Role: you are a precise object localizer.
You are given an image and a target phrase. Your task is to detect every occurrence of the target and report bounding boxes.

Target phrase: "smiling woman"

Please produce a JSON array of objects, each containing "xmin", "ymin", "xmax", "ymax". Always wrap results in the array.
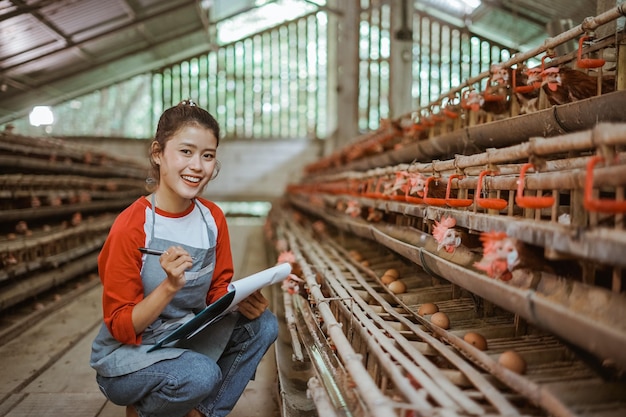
[{"xmin": 90, "ymin": 100, "xmax": 279, "ymax": 417}]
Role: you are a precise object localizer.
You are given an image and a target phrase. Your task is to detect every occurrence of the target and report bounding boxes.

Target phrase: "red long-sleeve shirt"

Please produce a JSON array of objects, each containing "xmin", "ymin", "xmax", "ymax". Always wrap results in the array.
[{"xmin": 98, "ymin": 197, "xmax": 233, "ymax": 345}]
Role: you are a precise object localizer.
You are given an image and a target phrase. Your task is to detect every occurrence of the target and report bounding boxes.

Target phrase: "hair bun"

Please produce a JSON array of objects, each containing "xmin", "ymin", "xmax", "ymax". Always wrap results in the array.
[{"xmin": 179, "ymin": 99, "xmax": 197, "ymax": 107}]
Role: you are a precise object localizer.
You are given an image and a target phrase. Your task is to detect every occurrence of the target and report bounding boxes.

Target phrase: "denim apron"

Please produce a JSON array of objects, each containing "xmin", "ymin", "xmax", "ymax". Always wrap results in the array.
[{"xmin": 91, "ymin": 197, "xmax": 237, "ymax": 377}]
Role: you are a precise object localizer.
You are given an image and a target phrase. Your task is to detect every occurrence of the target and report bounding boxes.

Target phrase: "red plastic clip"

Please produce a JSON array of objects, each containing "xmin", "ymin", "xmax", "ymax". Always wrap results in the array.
[
  {"xmin": 483, "ymin": 76, "xmax": 507, "ymax": 102},
  {"xmin": 515, "ymin": 163, "xmax": 555, "ymax": 209},
  {"xmin": 445, "ymin": 174, "xmax": 473, "ymax": 207},
  {"xmin": 476, "ymin": 170, "xmax": 508, "ymax": 211},
  {"xmin": 584, "ymin": 156, "xmax": 626, "ymax": 213},
  {"xmin": 348, "ymin": 179, "xmax": 360, "ymax": 196},
  {"xmin": 360, "ymin": 178, "xmax": 375, "ymax": 198},
  {"xmin": 512, "ymin": 65, "xmax": 536, "ymax": 94},
  {"xmin": 577, "ymin": 36, "xmax": 605, "ymax": 69}
]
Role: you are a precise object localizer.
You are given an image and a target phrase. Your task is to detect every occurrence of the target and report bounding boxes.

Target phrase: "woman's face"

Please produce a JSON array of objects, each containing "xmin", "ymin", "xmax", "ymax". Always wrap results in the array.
[{"xmin": 154, "ymin": 124, "xmax": 218, "ymax": 210}]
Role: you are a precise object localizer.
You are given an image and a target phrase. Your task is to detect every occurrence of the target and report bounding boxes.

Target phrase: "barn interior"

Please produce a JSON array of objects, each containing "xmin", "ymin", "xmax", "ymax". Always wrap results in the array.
[{"xmin": 1, "ymin": 0, "xmax": 626, "ymax": 416}]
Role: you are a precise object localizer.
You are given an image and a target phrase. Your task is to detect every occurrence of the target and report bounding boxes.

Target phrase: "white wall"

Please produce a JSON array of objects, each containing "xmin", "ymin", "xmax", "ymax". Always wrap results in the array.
[
  {"xmin": 206, "ymin": 139, "xmax": 321, "ymax": 201},
  {"xmin": 64, "ymin": 136, "xmax": 321, "ymax": 201}
]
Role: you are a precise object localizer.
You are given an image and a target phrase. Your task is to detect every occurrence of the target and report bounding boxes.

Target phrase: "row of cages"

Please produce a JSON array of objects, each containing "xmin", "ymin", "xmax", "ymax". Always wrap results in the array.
[
  {"xmin": 307, "ymin": 5, "xmax": 626, "ymax": 173},
  {"xmin": 0, "ymin": 131, "xmax": 147, "ymax": 314},
  {"xmin": 274, "ymin": 7, "xmax": 626, "ymax": 416},
  {"xmin": 288, "ymin": 123, "xmax": 626, "ymax": 293}
]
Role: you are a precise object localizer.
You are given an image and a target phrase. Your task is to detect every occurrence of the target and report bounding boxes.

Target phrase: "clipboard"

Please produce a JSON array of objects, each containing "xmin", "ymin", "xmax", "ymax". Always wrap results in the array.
[{"xmin": 148, "ymin": 262, "xmax": 292, "ymax": 352}]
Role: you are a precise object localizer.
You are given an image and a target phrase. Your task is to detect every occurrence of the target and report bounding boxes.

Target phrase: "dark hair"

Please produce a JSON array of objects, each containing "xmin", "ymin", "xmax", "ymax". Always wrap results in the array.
[{"xmin": 147, "ymin": 100, "xmax": 221, "ymax": 190}]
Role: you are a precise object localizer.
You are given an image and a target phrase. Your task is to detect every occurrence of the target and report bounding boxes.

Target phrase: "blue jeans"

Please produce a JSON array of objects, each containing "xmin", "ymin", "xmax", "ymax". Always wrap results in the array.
[{"xmin": 96, "ymin": 310, "xmax": 278, "ymax": 417}]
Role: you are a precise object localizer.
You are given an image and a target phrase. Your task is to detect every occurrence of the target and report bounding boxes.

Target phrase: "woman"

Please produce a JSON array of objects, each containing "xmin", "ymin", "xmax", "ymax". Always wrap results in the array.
[{"xmin": 90, "ymin": 100, "xmax": 278, "ymax": 417}]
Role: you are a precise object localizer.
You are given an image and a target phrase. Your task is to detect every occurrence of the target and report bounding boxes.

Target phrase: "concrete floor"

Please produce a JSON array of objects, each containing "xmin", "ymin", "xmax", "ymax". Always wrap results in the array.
[
  {"xmin": 0, "ymin": 217, "xmax": 280, "ymax": 417},
  {"xmin": 227, "ymin": 217, "xmax": 280, "ymax": 417}
]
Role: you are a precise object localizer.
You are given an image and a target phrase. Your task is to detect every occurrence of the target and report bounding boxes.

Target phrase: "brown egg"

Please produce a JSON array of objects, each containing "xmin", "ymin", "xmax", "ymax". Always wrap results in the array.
[
  {"xmin": 360, "ymin": 260, "xmax": 370, "ymax": 267},
  {"xmin": 498, "ymin": 350, "xmax": 526, "ymax": 374},
  {"xmin": 417, "ymin": 302, "xmax": 439, "ymax": 316},
  {"xmin": 463, "ymin": 332, "xmax": 488, "ymax": 351},
  {"xmin": 381, "ymin": 273, "xmax": 398, "ymax": 284},
  {"xmin": 388, "ymin": 280, "xmax": 407, "ymax": 294},
  {"xmin": 430, "ymin": 312, "xmax": 450, "ymax": 329},
  {"xmin": 348, "ymin": 250, "xmax": 363, "ymax": 262},
  {"xmin": 383, "ymin": 268, "xmax": 400, "ymax": 279}
]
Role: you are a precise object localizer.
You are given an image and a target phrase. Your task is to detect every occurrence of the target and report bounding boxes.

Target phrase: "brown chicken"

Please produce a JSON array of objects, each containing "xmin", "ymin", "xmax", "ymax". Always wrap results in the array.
[
  {"xmin": 480, "ymin": 65, "xmax": 511, "ymax": 115},
  {"xmin": 540, "ymin": 66, "xmax": 615, "ymax": 106},
  {"xmin": 490, "ymin": 64, "xmax": 540, "ymax": 114}
]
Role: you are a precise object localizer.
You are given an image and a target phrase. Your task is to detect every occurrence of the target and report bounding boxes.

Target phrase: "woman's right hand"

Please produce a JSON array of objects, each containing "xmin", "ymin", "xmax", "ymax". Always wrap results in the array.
[
  {"xmin": 159, "ymin": 246, "xmax": 193, "ymax": 291},
  {"xmin": 131, "ymin": 246, "xmax": 193, "ymax": 335}
]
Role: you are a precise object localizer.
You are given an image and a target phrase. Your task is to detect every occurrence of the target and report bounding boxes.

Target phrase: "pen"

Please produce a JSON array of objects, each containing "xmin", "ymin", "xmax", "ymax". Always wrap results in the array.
[{"xmin": 138, "ymin": 247, "xmax": 195, "ymax": 259}]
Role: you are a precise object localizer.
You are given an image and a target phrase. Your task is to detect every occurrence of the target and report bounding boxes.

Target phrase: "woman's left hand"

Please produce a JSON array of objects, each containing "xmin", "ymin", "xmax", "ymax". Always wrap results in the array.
[{"xmin": 237, "ymin": 290, "xmax": 269, "ymax": 319}]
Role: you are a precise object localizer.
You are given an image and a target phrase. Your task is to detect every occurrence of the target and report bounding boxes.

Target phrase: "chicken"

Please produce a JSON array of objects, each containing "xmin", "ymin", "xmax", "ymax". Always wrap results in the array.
[
  {"xmin": 462, "ymin": 89, "xmax": 484, "ymax": 112},
  {"xmin": 70, "ymin": 212, "xmax": 82, "ymax": 227},
  {"xmin": 281, "ymin": 273, "xmax": 304, "ymax": 295},
  {"xmin": 406, "ymin": 172, "xmax": 426, "ymax": 198},
  {"xmin": 382, "ymin": 171, "xmax": 409, "ymax": 198},
  {"xmin": 312, "ymin": 220, "xmax": 327, "ymax": 236},
  {"xmin": 366, "ymin": 207, "xmax": 384, "ymax": 222},
  {"xmin": 15, "ymin": 221, "xmax": 29, "ymax": 235},
  {"xmin": 480, "ymin": 65, "xmax": 511, "ymax": 115},
  {"xmin": 490, "ymin": 63, "xmax": 539, "ymax": 114},
  {"xmin": 277, "ymin": 251, "xmax": 305, "ymax": 295},
  {"xmin": 473, "ymin": 231, "xmax": 520, "ymax": 281},
  {"xmin": 540, "ymin": 66, "xmax": 615, "ymax": 106},
  {"xmin": 345, "ymin": 199, "xmax": 362, "ymax": 218},
  {"xmin": 277, "ymin": 250, "xmax": 303, "ymax": 277},
  {"xmin": 1, "ymin": 253, "xmax": 18, "ymax": 268},
  {"xmin": 432, "ymin": 216, "xmax": 461, "ymax": 253}
]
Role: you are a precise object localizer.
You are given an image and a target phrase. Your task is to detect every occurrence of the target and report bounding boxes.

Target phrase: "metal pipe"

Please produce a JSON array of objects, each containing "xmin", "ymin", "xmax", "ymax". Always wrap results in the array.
[
  {"xmin": 285, "ymin": 232, "xmax": 397, "ymax": 416},
  {"xmin": 307, "ymin": 377, "xmax": 341, "ymax": 417},
  {"xmin": 292, "ymin": 295, "xmax": 353, "ymax": 417},
  {"xmin": 283, "ymin": 291, "xmax": 304, "ymax": 362},
  {"xmin": 339, "ymin": 91, "xmax": 626, "ymax": 173},
  {"xmin": 302, "ymin": 123, "xmax": 626, "ymax": 185}
]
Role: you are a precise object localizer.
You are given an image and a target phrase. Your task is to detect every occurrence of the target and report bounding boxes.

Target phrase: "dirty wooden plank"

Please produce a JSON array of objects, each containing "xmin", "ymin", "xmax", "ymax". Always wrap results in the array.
[
  {"xmin": 0, "ymin": 284, "xmax": 102, "ymax": 396},
  {"xmin": 22, "ymin": 326, "xmax": 101, "ymax": 394},
  {"xmin": 3, "ymin": 393, "xmax": 106, "ymax": 417}
]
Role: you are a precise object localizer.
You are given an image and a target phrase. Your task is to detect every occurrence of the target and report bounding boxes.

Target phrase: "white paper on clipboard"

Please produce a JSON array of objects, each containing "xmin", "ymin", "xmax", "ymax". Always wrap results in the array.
[{"xmin": 185, "ymin": 262, "xmax": 292, "ymax": 338}]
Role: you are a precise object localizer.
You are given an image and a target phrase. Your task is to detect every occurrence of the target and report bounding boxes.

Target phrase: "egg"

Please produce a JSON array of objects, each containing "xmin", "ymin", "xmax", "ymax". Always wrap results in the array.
[
  {"xmin": 430, "ymin": 312, "xmax": 450, "ymax": 329},
  {"xmin": 348, "ymin": 250, "xmax": 363, "ymax": 262},
  {"xmin": 381, "ymin": 273, "xmax": 398, "ymax": 284},
  {"xmin": 360, "ymin": 260, "xmax": 370, "ymax": 267},
  {"xmin": 417, "ymin": 302, "xmax": 439, "ymax": 316},
  {"xmin": 388, "ymin": 280, "xmax": 407, "ymax": 294},
  {"xmin": 383, "ymin": 268, "xmax": 400, "ymax": 279},
  {"xmin": 498, "ymin": 350, "xmax": 526, "ymax": 374},
  {"xmin": 463, "ymin": 332, "xmax": 488, "ymax": 351}
]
